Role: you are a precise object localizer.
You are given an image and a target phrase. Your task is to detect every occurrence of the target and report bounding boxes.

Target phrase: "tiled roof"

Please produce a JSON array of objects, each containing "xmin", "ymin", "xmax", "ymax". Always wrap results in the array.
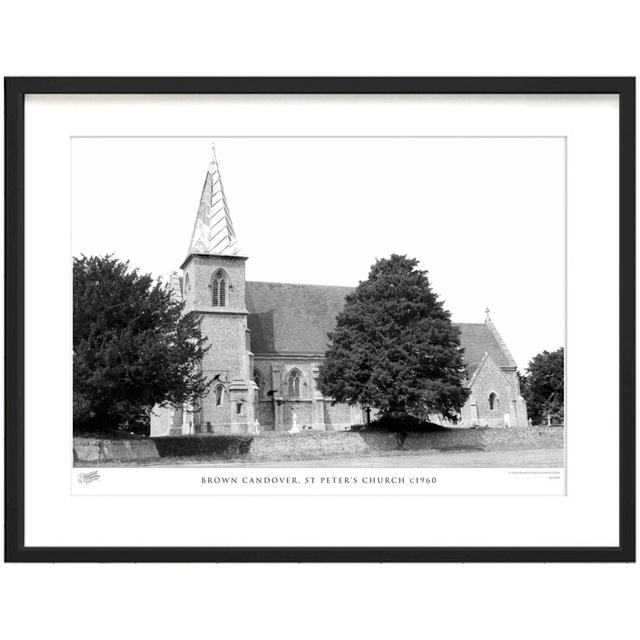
[
  {"xmin": 246, "ymin": 281, "xmax": 515, "ymax": 370},
  {"xmin": 246, "ymin": 281, "xmax": 354, "ymax": 355},
  {"xmin": 457, "ymin": 323, "xmax": 512, "ymax": 374}
]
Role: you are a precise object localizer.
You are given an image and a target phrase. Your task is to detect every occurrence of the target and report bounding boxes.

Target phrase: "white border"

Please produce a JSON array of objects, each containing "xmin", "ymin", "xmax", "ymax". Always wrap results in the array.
[
  {"xmin": 24, "ymin": 94, "xmax": 619, "ymax": 547},
  {"xmin": 73, "ymin": 467, "xmax": 565, "ymax": 497}
]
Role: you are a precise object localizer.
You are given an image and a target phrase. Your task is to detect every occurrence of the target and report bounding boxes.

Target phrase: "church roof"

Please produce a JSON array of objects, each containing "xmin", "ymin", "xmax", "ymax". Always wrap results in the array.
[
  {"xmin": 246, "ymin": 281, "xmax": 354, "ymax": 355},
  {"xmin": 457, "ymin": 323, "xmax": 513, "ymax": 375},
  {"xmin": 187, "ymin": 144, "xmax": 241, "ymax": 257},
  {"xmin": 245, "ymin": 281, "xmax": 516, "ymax": 371}
]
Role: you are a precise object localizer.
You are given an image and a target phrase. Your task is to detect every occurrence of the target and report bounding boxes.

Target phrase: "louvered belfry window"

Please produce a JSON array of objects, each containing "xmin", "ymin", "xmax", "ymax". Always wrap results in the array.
[{"xmin": 212, "ymin": 270, "xmax": 226, "ymax": 307}]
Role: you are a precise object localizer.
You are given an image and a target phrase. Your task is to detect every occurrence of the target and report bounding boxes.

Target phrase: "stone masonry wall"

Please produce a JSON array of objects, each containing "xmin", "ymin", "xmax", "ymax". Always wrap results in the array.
[
  {"xmin": 182, "ymin": 254, "xmax": 255, "ymax": 433},
  {"xmin": 253, "ymin": 357, "xmax": 363, "ymax": 431},
  {"xmin": 73, "ymin": 428, "xmax": 564, "ymax": 465},
  {"xmin": 468, "ymin": 357, "xmax": 523, "ymax": 427}
]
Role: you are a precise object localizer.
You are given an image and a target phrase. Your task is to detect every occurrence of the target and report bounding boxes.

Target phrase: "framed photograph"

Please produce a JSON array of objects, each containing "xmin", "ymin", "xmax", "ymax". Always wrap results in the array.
[{"xmin": 5, "ymin": 77, "xmax": 635, "ymax": 562}]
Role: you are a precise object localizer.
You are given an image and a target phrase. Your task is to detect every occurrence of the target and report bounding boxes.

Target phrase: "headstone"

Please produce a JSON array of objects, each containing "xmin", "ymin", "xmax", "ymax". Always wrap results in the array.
[
  {"xmin": 182, "ymin": 403, "xmax": 195, "ymax": 434},
  {"xmin": 289, "ymin": 412, "xmax": 300, "ymax": 433}
]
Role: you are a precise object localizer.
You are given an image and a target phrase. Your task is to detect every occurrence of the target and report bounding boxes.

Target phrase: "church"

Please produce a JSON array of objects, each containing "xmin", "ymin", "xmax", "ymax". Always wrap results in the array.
[{"xmin": 150, "ymin": 147, "xmax": 528, "ymax": 436}]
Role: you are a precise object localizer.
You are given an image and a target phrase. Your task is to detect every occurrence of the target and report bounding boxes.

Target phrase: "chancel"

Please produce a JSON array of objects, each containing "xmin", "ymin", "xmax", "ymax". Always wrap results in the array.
[{"xmin": 151, "ymin": 146, "xmax": 528, "ymax": 435}]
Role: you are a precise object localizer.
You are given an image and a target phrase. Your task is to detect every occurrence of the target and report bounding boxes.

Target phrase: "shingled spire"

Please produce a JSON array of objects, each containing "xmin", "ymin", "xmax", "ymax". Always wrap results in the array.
[{"xmin": 187, "ymin": 143, "xmax": 241, "ymax": 257}]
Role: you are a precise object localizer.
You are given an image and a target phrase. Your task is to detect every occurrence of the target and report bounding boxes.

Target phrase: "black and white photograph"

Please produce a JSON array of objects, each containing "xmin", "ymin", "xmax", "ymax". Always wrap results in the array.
[
  {"xmin": 71, "ymin": 136, "xmax": 565, "ymax": 474},
  {"xmin": 2, "ymin": 4, "xmax": 639, "ymax": 640},
  {"xmin": 5, "ymin": 77, "xmax": 632, "ymax": 564}
]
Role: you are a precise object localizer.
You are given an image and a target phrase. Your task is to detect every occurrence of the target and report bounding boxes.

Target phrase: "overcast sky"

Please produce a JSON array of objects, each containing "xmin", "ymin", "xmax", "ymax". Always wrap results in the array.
[{"xmin": 72, "ymin": 136, "xmax": 565, "ymax": 370}]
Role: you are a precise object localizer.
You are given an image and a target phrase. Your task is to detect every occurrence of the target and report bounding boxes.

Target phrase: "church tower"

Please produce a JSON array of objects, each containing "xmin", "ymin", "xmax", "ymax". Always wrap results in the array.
[{"xmin": 180, "ymin": 144, "xmax": 256, "ymax": 434}]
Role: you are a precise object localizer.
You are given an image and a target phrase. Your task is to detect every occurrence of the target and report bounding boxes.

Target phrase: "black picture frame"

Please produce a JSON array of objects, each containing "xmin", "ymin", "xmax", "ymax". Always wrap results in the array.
[{"xmin": 4, "ymin": 77, "xmax": 635, "ymax": 563}]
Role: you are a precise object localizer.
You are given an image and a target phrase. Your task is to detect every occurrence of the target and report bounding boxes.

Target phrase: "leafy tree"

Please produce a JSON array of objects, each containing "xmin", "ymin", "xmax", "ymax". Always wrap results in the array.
[
  {"xmin": 318, "ymin": 254, "xmax": 470, "ymax": 424},
  {"xmin": 520, "ymin": 347, "xmax": 564, "ymax": 425},
  {"xmin": 73, "ymin": 255, "xmax": 210, "ymax": 434}
]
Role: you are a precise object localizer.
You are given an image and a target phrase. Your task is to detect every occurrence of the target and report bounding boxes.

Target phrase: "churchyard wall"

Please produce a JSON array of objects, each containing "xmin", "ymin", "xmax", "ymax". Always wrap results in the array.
[{"xmin": 73, "ymin": 427, "xmax": 563, "ymax": 465}]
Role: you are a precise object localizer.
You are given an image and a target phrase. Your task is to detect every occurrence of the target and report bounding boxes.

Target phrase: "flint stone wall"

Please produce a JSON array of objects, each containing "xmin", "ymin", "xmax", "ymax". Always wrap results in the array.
[
  {"xmin": 73, "ymin": 438, "xmax": 160, "ymax": 463},
  {"xmin": 73, "ymin": 428, "xmax": 563, "ymax": 464}
]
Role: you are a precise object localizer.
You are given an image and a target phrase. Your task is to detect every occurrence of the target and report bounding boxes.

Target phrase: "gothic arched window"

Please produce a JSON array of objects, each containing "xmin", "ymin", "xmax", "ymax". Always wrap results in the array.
[
  {"xmin": 253, "ymin": 369, "xmax": 265, "ymax": 399},
  {"xmin": 489, "ymin": 392, "xmax": 499, "ymax": 411},
  {"xmin": 215, "ymin": 384, "xmax": 225, "ymax": 407},
  {"xmin": 212, "ymin": 269, "xmax": 227, "ymax": 307},
  {"xmin": 288, "ymin": 369, "xmax": 302, "ymax": 398}
]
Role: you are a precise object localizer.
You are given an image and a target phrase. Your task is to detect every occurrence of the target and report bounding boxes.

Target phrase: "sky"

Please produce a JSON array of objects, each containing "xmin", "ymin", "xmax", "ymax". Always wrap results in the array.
[{"xmin": 72, "ymin": 136, "xmax": 565, "ymax": 370}]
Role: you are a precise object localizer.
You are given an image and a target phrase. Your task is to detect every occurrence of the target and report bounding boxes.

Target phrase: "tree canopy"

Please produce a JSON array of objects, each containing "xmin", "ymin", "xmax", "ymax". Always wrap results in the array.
[
  {"xmin": 318, "ymin": 254, "xmax": 470, "ymax": 423},
  {"xmin": 520, "ymin": 347, "xmax": 564, "ymax": 425},
  {"xmin": 73, "ymin": 255, "xmax": 210, "ymax": 434}
]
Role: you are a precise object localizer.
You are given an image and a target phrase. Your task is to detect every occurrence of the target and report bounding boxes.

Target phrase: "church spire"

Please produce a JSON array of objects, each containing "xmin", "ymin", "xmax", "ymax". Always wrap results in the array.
[{"xmin": 187, "ymin": 143, "xmax": 241, "ymax": 257}]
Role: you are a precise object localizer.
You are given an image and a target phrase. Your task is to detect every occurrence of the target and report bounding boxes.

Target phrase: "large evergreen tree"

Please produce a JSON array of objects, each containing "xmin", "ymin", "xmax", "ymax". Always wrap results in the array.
[
  {"xmin": 521, "ymin": 347, "xmax": 564, "ymax": 425},
  {"xmin": 319, "ymin": 254, "xmax": 470, "ymax": 423},
  {"xmin": 73, "ymin": 255, "xmax": 210, "ymax": 434}
]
